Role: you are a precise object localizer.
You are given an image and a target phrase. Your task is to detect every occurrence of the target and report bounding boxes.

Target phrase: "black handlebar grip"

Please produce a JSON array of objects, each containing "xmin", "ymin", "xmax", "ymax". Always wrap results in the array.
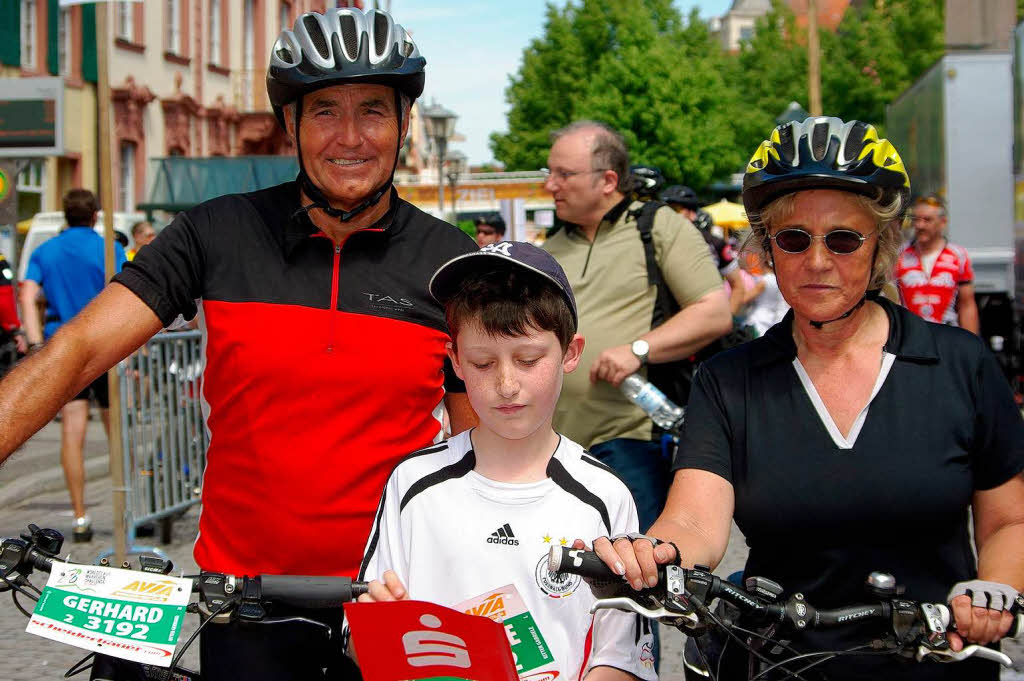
[
  {"xmin": 547, "ymin": 546, "xmax": 620, "ymax": 582},
  {"xmin": 259, "ymin": 575, "xmax": 366, "ymax": 608}
]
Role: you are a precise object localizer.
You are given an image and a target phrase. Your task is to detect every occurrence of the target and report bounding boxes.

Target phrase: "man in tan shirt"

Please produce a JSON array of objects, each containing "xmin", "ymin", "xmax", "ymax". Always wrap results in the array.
[{"xmin": 542, "ymin": 120, "xmax": 731, "ymax": 537}]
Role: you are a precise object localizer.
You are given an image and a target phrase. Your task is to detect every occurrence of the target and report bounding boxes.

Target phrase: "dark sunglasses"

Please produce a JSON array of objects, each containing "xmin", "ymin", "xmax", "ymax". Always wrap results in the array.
[{"xmin": 769, "ymin": 228, "xmax": 875, "ymax": 255}]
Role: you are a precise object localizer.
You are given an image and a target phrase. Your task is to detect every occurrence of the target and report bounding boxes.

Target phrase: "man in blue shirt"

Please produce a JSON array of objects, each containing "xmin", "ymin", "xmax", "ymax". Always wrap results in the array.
[{"xmin": 19, "ymin": 189, "xmax": 126, "ymax": 541}]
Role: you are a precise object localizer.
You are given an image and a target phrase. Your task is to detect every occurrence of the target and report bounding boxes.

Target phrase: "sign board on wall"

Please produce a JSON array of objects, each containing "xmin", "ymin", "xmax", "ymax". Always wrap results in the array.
[
  {"xmin": 396, "ymin": 180, "xmax": 548, "ymax": 206},
  {"xmin": 0, "ymin": 78, "xmax": 64, "ymax": 158}
]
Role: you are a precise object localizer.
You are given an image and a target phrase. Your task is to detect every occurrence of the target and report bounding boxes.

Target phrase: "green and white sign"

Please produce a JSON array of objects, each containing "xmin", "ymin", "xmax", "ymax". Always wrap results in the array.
[
  {"xmin": 27, "ymin": 563, "xmax": 192, "ymax": 666},
  {"xmin": 456, "ymin": 584, "xmax": 554, "ymax": 679}
]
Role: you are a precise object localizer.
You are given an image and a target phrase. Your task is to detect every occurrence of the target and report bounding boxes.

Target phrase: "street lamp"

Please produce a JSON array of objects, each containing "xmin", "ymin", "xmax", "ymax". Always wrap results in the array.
[
  {"xmin": 421, "ymin": 101, "xmax": 458, "ymax": 216},
  {"xmin": 445, "ymin": 151, "xmax": 467, "ymax": 217}
]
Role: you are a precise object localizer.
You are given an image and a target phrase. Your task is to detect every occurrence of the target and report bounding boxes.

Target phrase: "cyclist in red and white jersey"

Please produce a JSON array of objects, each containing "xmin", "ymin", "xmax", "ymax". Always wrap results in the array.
[{"xmin": 895, "ymin": 194, "xmax": 979, "ymax": 332}]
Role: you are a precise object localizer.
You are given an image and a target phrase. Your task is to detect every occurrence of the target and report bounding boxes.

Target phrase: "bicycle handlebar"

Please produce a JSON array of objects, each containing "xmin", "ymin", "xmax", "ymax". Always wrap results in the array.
[
  {"xmin": 548, "ymin": 545, "xmax": 1023, "ymax": 669},
  {"xmin": 1, "ymin": 526, "xmax": 369, "ymax": 616}
]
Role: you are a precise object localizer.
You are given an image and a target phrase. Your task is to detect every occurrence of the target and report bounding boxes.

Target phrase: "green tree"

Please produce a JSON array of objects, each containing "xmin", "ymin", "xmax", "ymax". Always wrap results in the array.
[
  {"xmin": 490, "ymin": 0, "xmax": 744, "ymax": 185},
  {"xmin": 728, "ymin": 2, "xmax": 809, "ymax": 157},
  {"xmin": 494, "ymin": 0, "xmax": 946, "ymax": 187},
  {"xmin": 820, "ymin": 0, "xmax": 944, "ymax": 128}
]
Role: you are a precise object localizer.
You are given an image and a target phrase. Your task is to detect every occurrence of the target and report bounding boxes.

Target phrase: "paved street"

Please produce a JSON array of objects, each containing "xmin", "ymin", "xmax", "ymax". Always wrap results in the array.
[{"xmin": 0, "ymin": 421, "xmax": 1021, "ymax": 679}]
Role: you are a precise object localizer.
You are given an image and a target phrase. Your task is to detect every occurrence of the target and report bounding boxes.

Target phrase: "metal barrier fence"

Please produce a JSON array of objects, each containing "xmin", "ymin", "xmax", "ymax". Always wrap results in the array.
[{"xmin": 116, "ymin": 330, "xmax": 207, "ymax": 552}]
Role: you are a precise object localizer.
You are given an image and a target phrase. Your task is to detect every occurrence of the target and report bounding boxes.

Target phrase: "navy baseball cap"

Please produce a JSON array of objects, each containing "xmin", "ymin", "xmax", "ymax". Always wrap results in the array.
[{"xmin": 429, "ymin": 241, "xmax": 578, "ymax": 331}]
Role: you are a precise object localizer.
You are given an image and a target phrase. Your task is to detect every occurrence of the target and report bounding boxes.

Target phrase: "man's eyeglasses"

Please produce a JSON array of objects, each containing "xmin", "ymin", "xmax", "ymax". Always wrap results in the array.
[
  {"xmin": 769, "ymin": 228, "xmax": 875, "ymax": 255},
  {"xmin": 540, "ymin": 167, "xmax": 609, "ymax": 182}
]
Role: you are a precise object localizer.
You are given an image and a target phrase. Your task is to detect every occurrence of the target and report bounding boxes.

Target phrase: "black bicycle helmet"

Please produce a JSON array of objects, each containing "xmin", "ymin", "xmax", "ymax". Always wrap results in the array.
[
  {"xmin": 742, "ymin": 116, "xmax": 910, "ymax": 217},
  {"xmin": 661, "ymin": 185, "xmax": 700, "ymax": 209},
  {"xmin": 267, "ymin": 8, "xmax": 426, "ymax": 224},
  {"xmin": 267, "ymin": 8, "xmax": 425, "ymax": 127},
  {"xmin": 630, "ymin": 165, "xmax": 666, "ymax": 199},
  {"xmin": 743, "ymin": 117, "xmax": 910, "ymax": 331}
]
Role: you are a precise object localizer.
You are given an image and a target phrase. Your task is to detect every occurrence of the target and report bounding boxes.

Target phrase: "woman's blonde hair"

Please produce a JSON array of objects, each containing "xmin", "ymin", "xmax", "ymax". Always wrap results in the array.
[{"xmin": 743, "ymin": 191, "xmax": 905, "ymax": 290}]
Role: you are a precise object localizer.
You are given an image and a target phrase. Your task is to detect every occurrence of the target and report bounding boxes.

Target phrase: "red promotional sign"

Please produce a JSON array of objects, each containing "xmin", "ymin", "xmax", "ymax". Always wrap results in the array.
[{"xmin": 345, "ymin": 600, "xmax": 519, "ymax": 681}]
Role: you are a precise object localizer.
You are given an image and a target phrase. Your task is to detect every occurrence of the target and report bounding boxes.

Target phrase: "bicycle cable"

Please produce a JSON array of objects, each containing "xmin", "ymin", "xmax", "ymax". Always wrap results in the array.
[
  {"xmin": 63, "ymin": 652, "xmax": 95, "ymax": 678},
  {"xmin": 2, "ymin": 572, "xmax": 41, "ymax": 604},
  {"xmin": 751, "ymin": 644, "xmax": 897, "ymax": 681},
  {"xmin": 167, "ymin": 598, "xmax": 229, "ymax": 675},
  {"xmin": 694, "ymin": 595, "xmax": 815, "ymax": 681}
]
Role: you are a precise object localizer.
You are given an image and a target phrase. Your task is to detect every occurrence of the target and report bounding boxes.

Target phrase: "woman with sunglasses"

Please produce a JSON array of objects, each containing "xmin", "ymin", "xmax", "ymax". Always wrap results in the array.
[{"xmin": 591, "ymin": 117, "xmax": 1024, "ymax": 680}]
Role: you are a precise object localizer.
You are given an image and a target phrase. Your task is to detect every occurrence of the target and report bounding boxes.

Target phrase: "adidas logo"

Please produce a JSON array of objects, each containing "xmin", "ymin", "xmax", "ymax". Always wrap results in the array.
[{"xmin": 486, "ymin": 523, "xmax": 520, "ymax": 546}]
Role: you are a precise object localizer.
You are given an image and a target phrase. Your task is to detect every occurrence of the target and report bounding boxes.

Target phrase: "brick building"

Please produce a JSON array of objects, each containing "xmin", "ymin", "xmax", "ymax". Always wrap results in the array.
[{"xmin": 0, "ymin": 0, "xmax": 366, "ymax": 223}]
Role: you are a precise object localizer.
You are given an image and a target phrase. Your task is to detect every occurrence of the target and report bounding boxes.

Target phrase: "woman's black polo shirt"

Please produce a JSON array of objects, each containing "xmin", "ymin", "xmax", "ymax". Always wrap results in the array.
[{"xmin": 674, "ymin": 297, "xmax": 1024, "ymax": 679}]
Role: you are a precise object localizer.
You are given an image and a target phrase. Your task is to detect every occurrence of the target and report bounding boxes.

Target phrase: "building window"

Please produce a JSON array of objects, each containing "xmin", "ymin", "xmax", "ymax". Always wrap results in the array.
[
  {"xmin": 58, "ymin": 8, "xmax": 71, "ymax": 76},
  {"xmin": 739, "ymin": 26, "xmax": 754, "ymax": 42},
  {"xmin": 209, "ymin": 0, "xmax": 221, "ymax": 64},
  {"xmin": 119, "ymin": 143, "xmax": 136, "ymax": 211},
  {"xmin": 20, "ymin": 0, "xmax": 36, "ymax": 69},
  {"xmin": 17, "ymin": 160, "xmax": 45, "ymax": 219},
  {"xmin": 167, "ymin": 0, "xmax": 181, "ymax": 54},
  {"xmin": 117, "ymin": 2, "xmax": 133, "ymax": 40}
]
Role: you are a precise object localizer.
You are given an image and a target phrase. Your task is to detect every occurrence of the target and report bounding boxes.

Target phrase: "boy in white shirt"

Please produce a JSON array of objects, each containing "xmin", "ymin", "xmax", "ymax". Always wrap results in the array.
[{"xmin": 357, "ymin": 242, "xmax": 657, "ymax": 681}]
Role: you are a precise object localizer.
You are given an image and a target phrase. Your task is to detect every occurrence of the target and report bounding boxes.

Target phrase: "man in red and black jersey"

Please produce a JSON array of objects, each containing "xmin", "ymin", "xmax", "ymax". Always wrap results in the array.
[{"xmin": 0, "ymin": 8, "xmax": 475, "ymax": 679}]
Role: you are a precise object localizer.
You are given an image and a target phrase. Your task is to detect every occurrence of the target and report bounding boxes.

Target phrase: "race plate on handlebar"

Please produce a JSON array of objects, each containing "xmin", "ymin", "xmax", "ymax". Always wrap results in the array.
[{"xmin": 26, "ymin": 562, "xmax": 193, "ymax": 667}]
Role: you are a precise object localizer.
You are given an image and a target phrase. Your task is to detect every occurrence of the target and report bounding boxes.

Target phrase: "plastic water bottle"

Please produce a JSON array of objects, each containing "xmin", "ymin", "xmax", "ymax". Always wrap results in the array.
[{"xmin": 620, "ymin": 373, "xmax": 685, "ymax": 432}]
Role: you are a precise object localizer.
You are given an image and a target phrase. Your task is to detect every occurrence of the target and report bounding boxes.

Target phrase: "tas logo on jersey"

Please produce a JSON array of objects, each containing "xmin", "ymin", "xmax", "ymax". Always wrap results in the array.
[
  {"xmin": 362, "ymin": 292, "xmax": 414, "ymax": 308},
  {"xmin": 487, "ymin": 523, "xmax": 520, "ymax": 546}
]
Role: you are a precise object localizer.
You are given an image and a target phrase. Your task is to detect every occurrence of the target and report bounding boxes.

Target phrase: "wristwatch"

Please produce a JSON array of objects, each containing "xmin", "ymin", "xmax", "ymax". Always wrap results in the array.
[{"xmin": 630, "ymin": 339, "xmax": 650, "ymax": 366}]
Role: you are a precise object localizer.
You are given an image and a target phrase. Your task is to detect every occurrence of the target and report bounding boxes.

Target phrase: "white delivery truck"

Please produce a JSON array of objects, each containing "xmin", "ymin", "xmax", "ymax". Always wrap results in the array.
[{"xmin": 887, "ymin": 47, "xmax": 1022, "ymax": 398}]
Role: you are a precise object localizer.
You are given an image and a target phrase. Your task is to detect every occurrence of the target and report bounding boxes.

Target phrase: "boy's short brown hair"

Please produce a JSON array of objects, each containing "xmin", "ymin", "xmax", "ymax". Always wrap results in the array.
[{"xmin": 444, "ymin": 269, "xmax": 575, "ymax": 352}]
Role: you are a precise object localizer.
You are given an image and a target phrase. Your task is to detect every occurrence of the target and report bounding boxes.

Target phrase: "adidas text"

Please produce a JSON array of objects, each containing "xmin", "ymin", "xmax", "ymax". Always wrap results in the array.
[
  {"xmin": 487, "ymin": 523, "xmax": 519, "ymax": 546},
  {"xmin": 486, "ymin": 536, "xmax": 520, "ymax": 546}
]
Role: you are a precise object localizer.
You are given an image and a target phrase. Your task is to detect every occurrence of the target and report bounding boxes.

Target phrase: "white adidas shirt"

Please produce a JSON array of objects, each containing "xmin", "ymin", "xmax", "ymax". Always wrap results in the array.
[{"xmin": 359, "ymin": 430, "xmax": 657, "ymax": 681}]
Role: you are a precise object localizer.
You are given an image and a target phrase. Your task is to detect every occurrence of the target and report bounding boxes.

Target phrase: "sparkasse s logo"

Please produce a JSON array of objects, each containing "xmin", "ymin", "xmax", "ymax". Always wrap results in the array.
[{"xmin": 486, "ymin": 523, "xmax": 519, "ymax": 546}]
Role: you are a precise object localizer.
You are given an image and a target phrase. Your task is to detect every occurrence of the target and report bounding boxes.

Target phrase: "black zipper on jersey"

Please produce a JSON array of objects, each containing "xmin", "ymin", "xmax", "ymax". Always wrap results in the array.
[{"xmin": 327, "ymin": 244, "xmax": 341, "ymax": 353}]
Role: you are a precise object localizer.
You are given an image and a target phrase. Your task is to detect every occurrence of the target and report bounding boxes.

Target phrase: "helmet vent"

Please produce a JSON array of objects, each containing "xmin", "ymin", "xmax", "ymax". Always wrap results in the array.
[
  {"xmin": 844, "ymin": 122, "xmax": 868, "ymax": 162},
  {"xmin": 777, "ymin": 125, "xmax": 795, "ymax": 163},
  {"xmin": 303, "ymin": 16, "xmax": 330, "ymax": 60},
  {"xmin": 275, "ymin": 43, "xmax": 294, "ymax": 63},
  {"xmin": 340, "ymin": 14, "xmax": 359, "ymax": 61},
  {"xmin": 400, "ymin": 31, "xmax": 414, "ymax": 57},
  {"xmin": 811, "ymin": 123, "xmax": 829, "ymax": 161},
  {"xmin": 373, "ymin": 12, "xmax": 390, "ymax": 56}
]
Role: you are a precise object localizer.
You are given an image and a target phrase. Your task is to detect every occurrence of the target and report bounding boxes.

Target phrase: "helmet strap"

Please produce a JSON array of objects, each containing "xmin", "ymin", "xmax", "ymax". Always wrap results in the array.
[
  {"xmin": 808, "ymin": 245, "xmax": 879, "ymax": 330},
  {"xmin": 292, "ymin": 90, "xmax": 404, "ymax": 225}
]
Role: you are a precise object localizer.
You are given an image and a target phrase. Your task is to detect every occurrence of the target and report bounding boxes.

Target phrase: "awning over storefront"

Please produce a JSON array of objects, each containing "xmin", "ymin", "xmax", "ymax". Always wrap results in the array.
[{"xmin": 139, "ymin": 156, "xmax": 298, "ymax": 216}]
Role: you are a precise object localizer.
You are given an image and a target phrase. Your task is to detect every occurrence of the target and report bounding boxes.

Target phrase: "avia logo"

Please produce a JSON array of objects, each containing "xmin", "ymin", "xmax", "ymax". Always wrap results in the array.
[
  {"xmin": 112, "ymin": 579, "xmax": 177, "ymax": 603},
  {"xmin": 362, "ymin": 292, "xmax": 414, "ymax": 307},
  {"xmin": 465, "ymin": 592, "xmax": 507, "ymax": 622},
  {"xmin": 480, "ymin": 242, "xmax": 513, "ymax": 256},
  {"xmin": 487, "ymin": 523, "xmax": 519, "ymax": 546}
]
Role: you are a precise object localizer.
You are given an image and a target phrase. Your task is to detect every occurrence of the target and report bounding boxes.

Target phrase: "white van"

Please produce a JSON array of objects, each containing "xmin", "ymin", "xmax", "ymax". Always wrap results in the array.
[{"xmin": 17, "ymin": 211, "xmax": 147, "ymax": 281}]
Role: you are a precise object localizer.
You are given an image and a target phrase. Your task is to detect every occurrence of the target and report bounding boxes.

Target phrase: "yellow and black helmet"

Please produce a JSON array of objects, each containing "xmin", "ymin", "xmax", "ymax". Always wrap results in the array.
[{"xmin": 742, "ymin": 117, "xmax": 910, "ymax": 217}]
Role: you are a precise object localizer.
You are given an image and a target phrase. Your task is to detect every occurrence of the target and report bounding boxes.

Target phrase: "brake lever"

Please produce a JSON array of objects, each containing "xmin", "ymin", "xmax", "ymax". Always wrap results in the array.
[
  {"xmin": 916, "ymin": 644, "xmax": 1013, "ymax": 667},
  {"xmin": 590, "ymin": 597, "xmax": 700, "ymax": 628}
]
